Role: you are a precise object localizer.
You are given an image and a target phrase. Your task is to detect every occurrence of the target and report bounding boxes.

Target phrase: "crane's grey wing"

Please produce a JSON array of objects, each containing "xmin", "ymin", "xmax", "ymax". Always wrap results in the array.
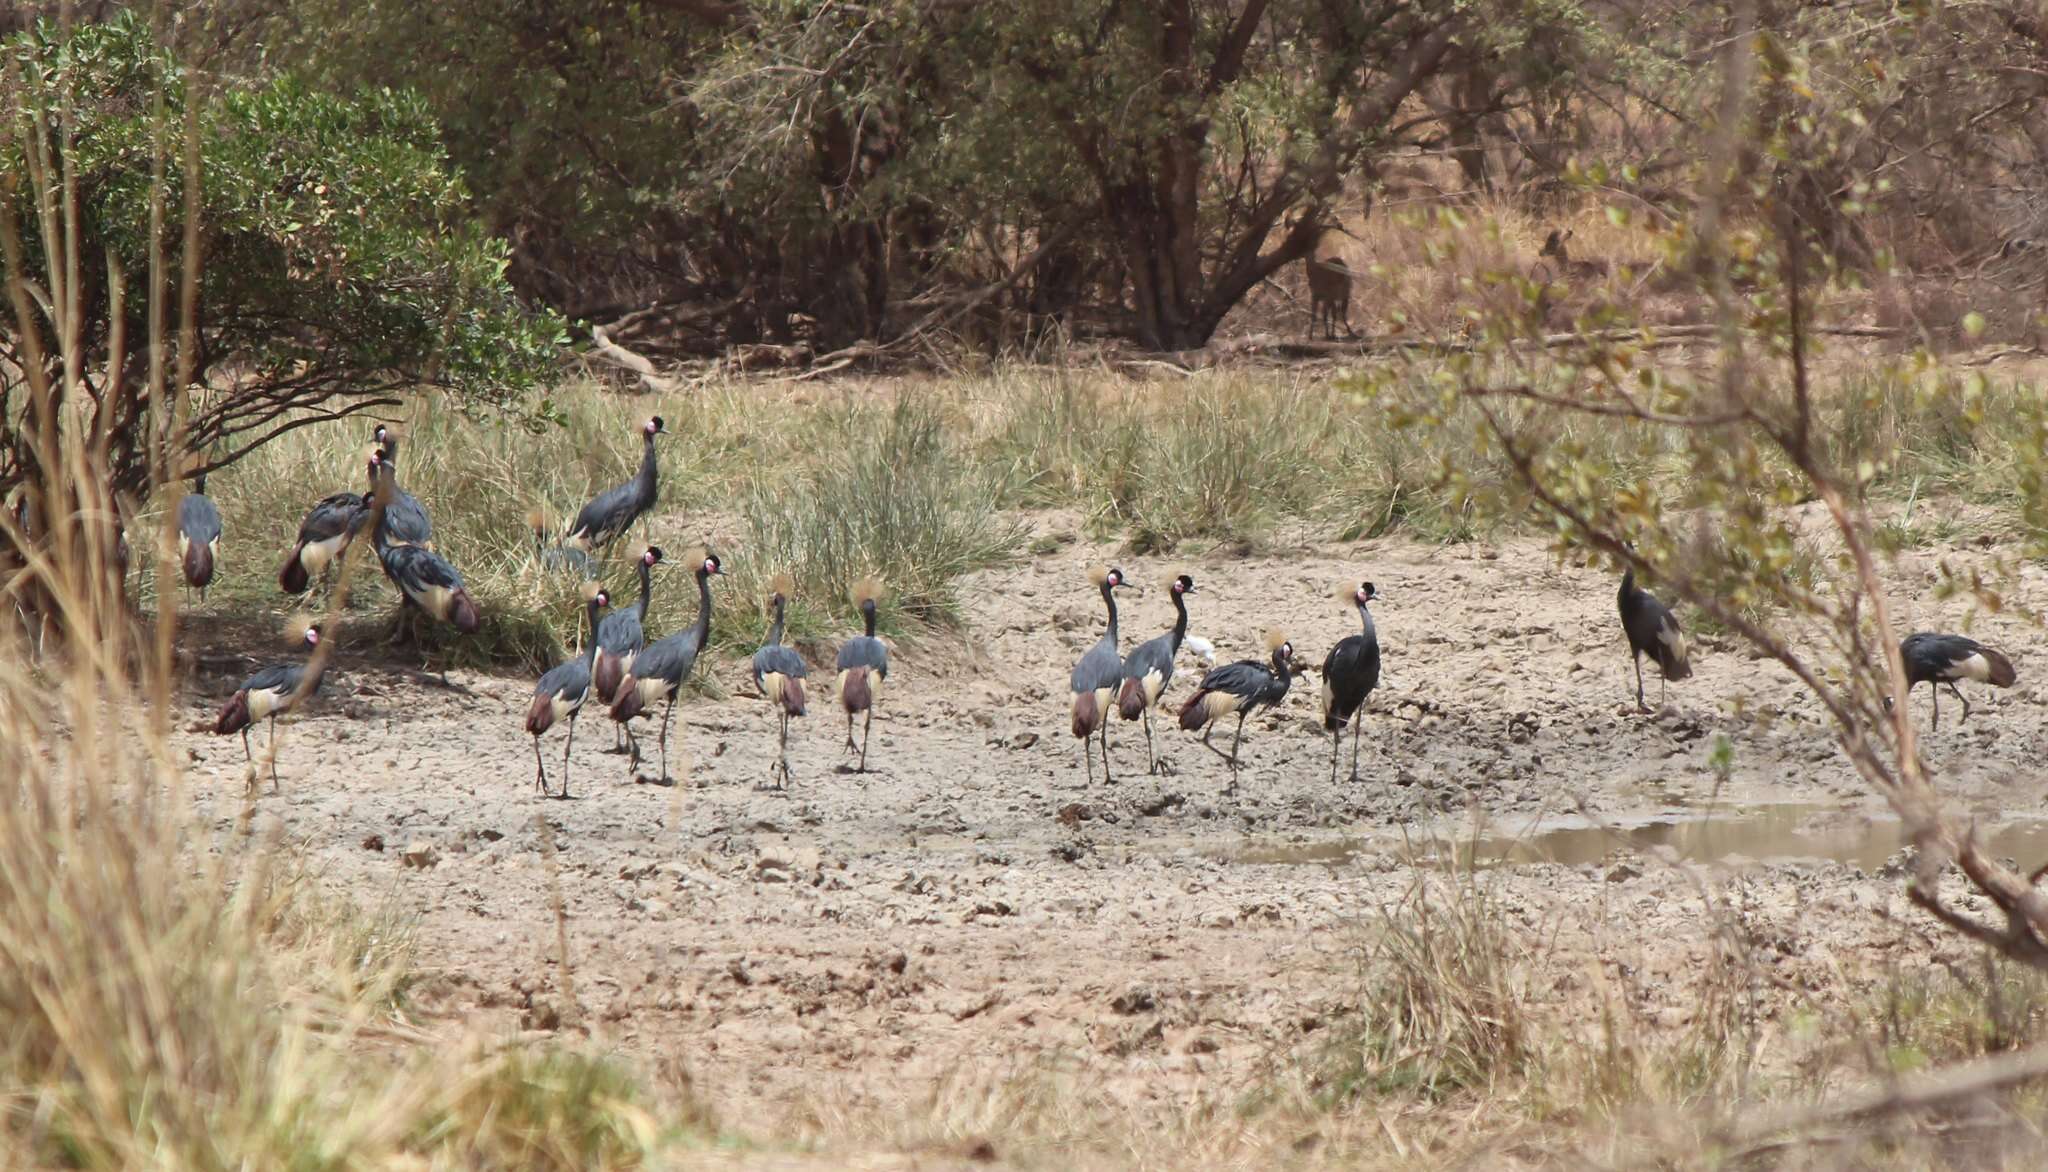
[
  {"xmin": 836, "ymin": 635, "xmax": 888, "ymax": 676},
  {"xmin": 237, "ymin": 662, "xmax": 298, "ymax": 694},
  {"xmin": 1195, "ymin": 660, "xmax": 1267, "ymax": 697},
  {"xmin": 535, "ymin": 657, "xmax": 592, "ymax": 701},
  {"xmin": 1120, "ymin": 632, "xmax": 1173, "ymax": 680},
  {"xmin": 754, "ymin": 644, "xmax": 807, "ymax": 682},
  {"xmin": 382, "ymin": 544, "xmax": 465, "ymax": 590},
  {"xmin": 596, "ymin": 609, "xmax": 644, "ymax": 654},
  {"xmin": 179, "ymin": 494, "xmax": 222, "ymax": 542}
]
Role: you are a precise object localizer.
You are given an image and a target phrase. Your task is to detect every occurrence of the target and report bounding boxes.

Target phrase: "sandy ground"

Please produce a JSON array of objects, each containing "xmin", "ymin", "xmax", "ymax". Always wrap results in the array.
[{"xmin": 169, "ymin": 519, "xmax": 2048, "ymax": 1141}]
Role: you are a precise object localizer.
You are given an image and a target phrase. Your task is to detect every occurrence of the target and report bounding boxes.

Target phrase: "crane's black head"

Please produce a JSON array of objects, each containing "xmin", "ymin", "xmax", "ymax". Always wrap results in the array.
[
  {"xmin": 595, "ymin": 589, "xmax": 611, "ymax": 609},
  {"xmin": 645, "ymin": 416, "xmax": 667, "ymax": 438},
  {"xmin": 1172, "ymin": 574, "xmax": 1196, "ymax": 596},
  {"xmin": 700, "ymin": 552, "xmax": 723, "ymax": 577},
  {"xmin": 1357, "ymin": 581, "xmax": 1377, "ymax": 604},
  {"xmin": 1540, "ymin": 228, "xmax": 1571, "ymax": 257},
  {"xmin": 303, "ymin": 624, "xmax": 321, "ymax": 648},
  {"xmin": 372, "ymin": 423, "xmax": 388, "ymax": 443},
  {"xmin": 1107, "ymin": 567, "xmax": 1129, "ymax": 589},
  {"xmin": 643, "ymin": 545, "xmax": 664, "ymax": 567}
]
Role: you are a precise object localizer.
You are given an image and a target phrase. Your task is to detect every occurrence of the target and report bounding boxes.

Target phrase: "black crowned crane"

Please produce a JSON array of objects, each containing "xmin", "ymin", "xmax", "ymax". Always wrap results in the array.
[
  {"xmin": 1116, "ymin": 573, "xmax": 1196, "ymax": 775},
  {"xmin": 278, "ymin": 449, "xmax": 377, "ymax": 598},
  {"xmin": 369, "ymin": 424, "xmax": 433, "ymax": 549},
  {"xmin": 610, "ymin": 548, "xmax": 722, "ymax": 781},
  {"xmin": 1897, "ymin": 633, "xmax": 2017, "ymax": 729},
  {"xmin": 215, "ymin": 615, "xmax": 328, "ymax": 790},
  {"xmin": 753, "ymin": 573, "xmax": 809, "ymax": 788},
  {"xmin": 1178, "ymin": 630, "xmax": 1307, "ymax": 780},
  {"xmin": 566, "ymin": 416, "xmax": 666, "ymax": 551},
  {"xmin": 1619, "ymin": 566, "xmax": 1691, "ymax": 712},
  {"xmin": 1069, "ymin": 566, "xmax": 1131, "ymax": 782},
  {"xmin": 525, "ymin": 582, "xmax": 610, "ymax": 798},
  {"xmin": 1320, "ymin": 581, "xmax": 1382, "ymax": 784},
  {"xmin": 373, "ymin": 458, "xmax": 479, "ymax": 633},
  {"xmin": 835, "ymin": 578, "xmax": 890, "ymax": 774},
  {"xmin": 177, "ymin": 473, "xmax": 222, "ymax": 600},
  {"xmin": 593, "ymin": 545, "xmax": 664, "ymax": 750}
]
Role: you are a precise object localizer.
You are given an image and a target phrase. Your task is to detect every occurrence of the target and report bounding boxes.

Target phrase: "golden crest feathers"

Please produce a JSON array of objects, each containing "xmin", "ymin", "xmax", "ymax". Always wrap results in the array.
[
  {"xmin": 286, "ymin": 613, "xmax": 319, "ymax": 643},
  {"xmin": 580, "ymin": 580, "xmax": 605, "ymax": 602},
  {"xmin": 1263, "ymin": 628, "xmax": 1290, "ymax": 652},
  {"xmin": 1087, "ymin": 565, "xmax": 1110, "ymax": 587},
  {"xmin": 768, "ymin": 572, "xmax": 796, "ymax": 599},
  {"xmin": 851, "ymin": 576, "xmax": 885, "ymax": 607}
]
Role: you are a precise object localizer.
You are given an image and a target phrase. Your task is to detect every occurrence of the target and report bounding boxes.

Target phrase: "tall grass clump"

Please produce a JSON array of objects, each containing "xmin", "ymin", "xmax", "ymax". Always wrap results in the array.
[
  {"xmin": 1314, "ymin": 864, "xmax": 1533, "ymax": 1103},
  {"xmin": 738, "ymin": 396, "xmax": 1023, "ymax": 636}
]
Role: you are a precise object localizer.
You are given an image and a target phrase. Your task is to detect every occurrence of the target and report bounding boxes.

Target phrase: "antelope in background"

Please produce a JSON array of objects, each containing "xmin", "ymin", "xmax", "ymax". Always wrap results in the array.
[{"xmin": 1306, "ymin": 254, "xmax": 1355, "ymax": 340}]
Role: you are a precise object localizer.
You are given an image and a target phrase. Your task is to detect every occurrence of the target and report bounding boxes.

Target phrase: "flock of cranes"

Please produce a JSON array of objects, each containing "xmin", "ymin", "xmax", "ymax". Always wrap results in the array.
[{"xmin": 183, "ymin": 413, "xmax": 2023, "ymax": 794}]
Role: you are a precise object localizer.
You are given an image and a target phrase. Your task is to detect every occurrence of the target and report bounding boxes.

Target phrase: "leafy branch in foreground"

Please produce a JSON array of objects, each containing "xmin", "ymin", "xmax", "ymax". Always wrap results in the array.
[{"xmin": 1357, "ymin": 21, "xmax": 2048, "ymax": 975}]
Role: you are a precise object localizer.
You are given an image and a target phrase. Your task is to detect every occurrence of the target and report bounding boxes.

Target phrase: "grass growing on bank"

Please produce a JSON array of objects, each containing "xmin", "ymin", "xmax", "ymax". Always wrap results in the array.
[{"xmin": 148, "ymin": 359, "xmax": 2048, "ymax": 673}]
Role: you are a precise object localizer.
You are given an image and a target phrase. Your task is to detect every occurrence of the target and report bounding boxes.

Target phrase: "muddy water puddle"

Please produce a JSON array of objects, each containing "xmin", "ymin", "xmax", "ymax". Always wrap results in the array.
[{"xmin": 1230, "ymin": 803, "xmax": 2048, "ymax": 872}]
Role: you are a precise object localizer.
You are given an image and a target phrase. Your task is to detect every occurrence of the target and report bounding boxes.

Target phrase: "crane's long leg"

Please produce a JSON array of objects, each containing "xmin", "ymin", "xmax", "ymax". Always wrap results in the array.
[
  {"xmin": 563, "ymin": 714, "xmax": 576, "ymax": 799},
  {"xmin": 1200, "ymin": 726, "xmax": 1233, "ymax": 763},
  {"xmin": 1229, "ymin": 712, "xmax": 1246, "ymax": 769},
  {"xmin": 1084, "ymin": 729, "xmax": 1095, "ymax": 783},
  {"xmin": 658, "ymin": 696, "xmax": 675, "ymax": 781},
  {"xmin": 1099, "ymin": 722, "xmax": 1111, "ymax": 783},
  {"xmin": 777, "ymin": 708, "xmax": 791, "ymax": 788},
  {"xmin": 1950, "ymin": 681, "xmax": 1972, "ymax": 724},
  {"xmin": 845, "ymin": 711, "xmax": 859, "ymax": 754},
  {"xmin": 1328, "ymin": 722, "xmax": 1340, "ymax": 785},
  {"xmin": 1932, "ymin": 684, "xmax": 1941, "ymax": 731},
  {"xmin": 1633, "ymin": 653, "xmax": 1647, "ymax": 713},
  {"xmin": 267, "ymin": 716, "xmax": 280, "ymax": 792},
  {"xmin": 1142, "ymin": 709, "xmax": 1158, "ymax": 775},
  {"xmin": 1349, "ymin": 705, "xmax": 1364, "ymax": 783},
  {"xmin": 859, "ymin": 709, "xmax": 874, "ymax": 773},
  {"xmin": 532, "ymin": 735, "xmax": 547, "ymax": 795},
  {"xmin": 241, "ymin": 727, "xmax": 252, "ymax": 764}
]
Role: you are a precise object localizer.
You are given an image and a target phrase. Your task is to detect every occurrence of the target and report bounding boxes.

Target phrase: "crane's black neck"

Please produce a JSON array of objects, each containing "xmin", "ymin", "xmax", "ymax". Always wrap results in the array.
[
  {"xmin": 1620, "ymin": 566, "xmax": 1636, "ymax": 604},
  {"xmin": 691, "ymin": 567, "xmax": 714, "ymax": 642},
  {"xmin": 1100, "ymin": 581, "xmax": 1119, "ymax": 643},
  {"xmin": 1357, "ymin": 598, "xmax": 1376, "ymax": 641},
  {"xmin": 638, "ymin": 431, "xmax": 659, "ymax": 494},
  {"xmin": 768, "ymin": 595, "xmax": 787, "ymax": 646},
  {"xmin": 861, "ymin": 598, "xmax": 878, "ymax": 638},
  {"xmin": 1167, "ymin": 587, "xmax": 1188, "ymax": 655},
  {"xmin": 635, "ymin": 557, "xmax": 654, "ymax": 621},
  {"xmin": 193, "ymin": 473, "xmax": 207, "ymax": 496},
  {"xmin": 583, "ymin": 598, "xmax": 606, "ymax": 665}
]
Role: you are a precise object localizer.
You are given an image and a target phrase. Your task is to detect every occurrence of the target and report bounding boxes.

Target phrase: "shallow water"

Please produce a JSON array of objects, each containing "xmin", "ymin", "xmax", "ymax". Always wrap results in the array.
[{"xmin": 1232, "ymin": 802, "xmax": 2048, "ymax": 872}]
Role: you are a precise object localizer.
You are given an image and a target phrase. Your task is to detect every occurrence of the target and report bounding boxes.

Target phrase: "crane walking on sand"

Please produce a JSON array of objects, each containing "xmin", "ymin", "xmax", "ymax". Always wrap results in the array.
[
  {"xmin": 369, "ymin": 424, "xmax": 433, "ymax": 549},
  {"xmin": 566, "ymin": 416, "xmax": 666, "ymax": 551},
  {"xmin": 215, "ymin": 616, "xmax": 327, "ymax": 790},
  {"xmin": 610, "ymin": 549, "xmax": 722, "ymax": 782},
  {"xmin": 1619, "ymin": 566, "xmax": 1691, "ymax": 712},
  {"xmin": 279, "ymin": 450, "xmax": 378, "ymax": 600},
  {"xmin": 177, "ymin": 473, "xmax": 222, "ymax": 600},
  {"xmin": 1116, "ymin": 573, "xmax": 1196, "ymax": 775},
  {"xmin": 835, "ymin": 578, "xmax": 890, "ymax": 774},
  {"xmin": 593, "ymin": 545, "xmax": 663, "ymax": 751},
  {"xmin": 1070, "ymin": 566, "xmax": 1131, "ymax": 783},
  {"xmin": 1898, "ymin": 633, "xmax": 2017, "ymax": 729},
  {"xmin": 373, "ymin": 455, "xmax": 480, "ymax": 634},
  {"xmin": 1320, "ymin": 581, "xmax": 1382, "ymax": 784},
  {"xmin": 1179, "ymin": 630, "xmax": 1307, "ymax": 782},
  {"xmin": 525, "ymin": 582, "xmax": 610, "ymax": 798},
  {"xmin": 753, "ymin": 574, "xmax": 809, "ymax": 788}
]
